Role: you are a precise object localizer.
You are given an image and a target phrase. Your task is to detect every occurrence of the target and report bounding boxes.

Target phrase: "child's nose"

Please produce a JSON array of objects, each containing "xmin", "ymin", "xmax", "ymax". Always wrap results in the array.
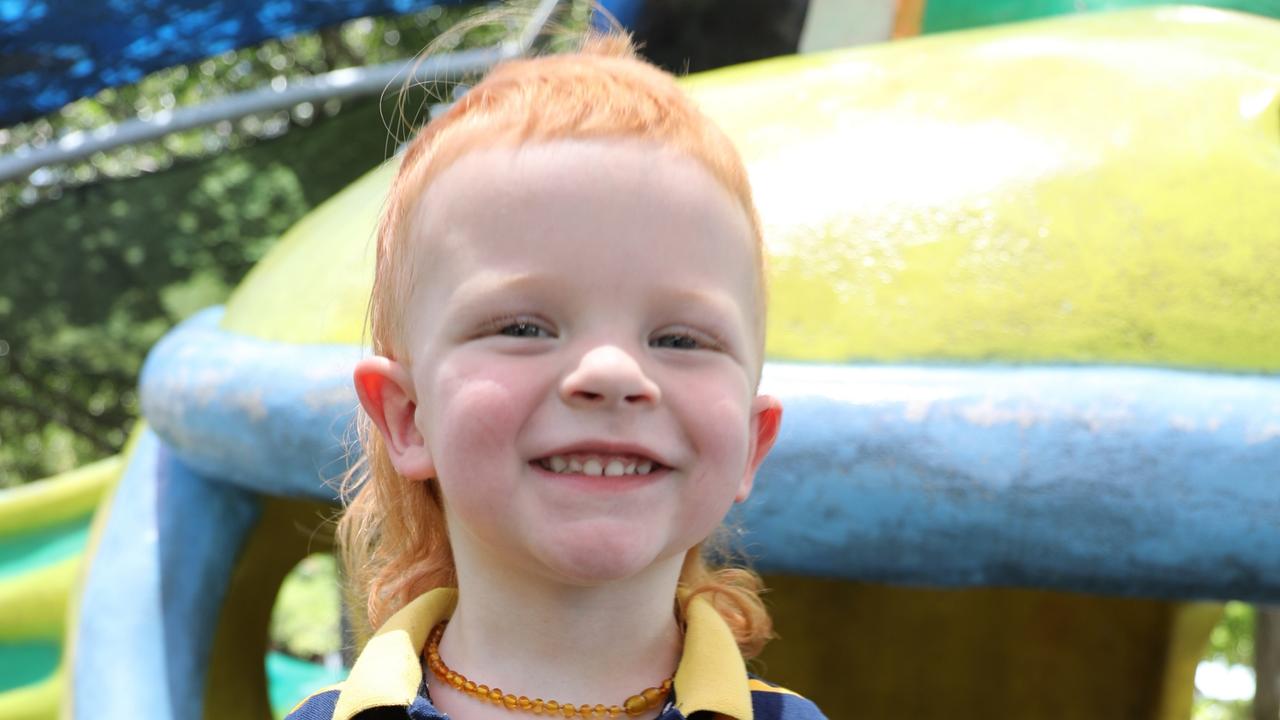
[{"xmin": 560, "ymin": 345, "xmax": 661, "ymax": 408}]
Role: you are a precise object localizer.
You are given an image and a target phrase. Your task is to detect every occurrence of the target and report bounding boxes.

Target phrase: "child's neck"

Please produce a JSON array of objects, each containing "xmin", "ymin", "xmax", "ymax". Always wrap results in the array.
[{"xmin": 429, "ymin": 550, "xmax": 685, "ymax": 720}]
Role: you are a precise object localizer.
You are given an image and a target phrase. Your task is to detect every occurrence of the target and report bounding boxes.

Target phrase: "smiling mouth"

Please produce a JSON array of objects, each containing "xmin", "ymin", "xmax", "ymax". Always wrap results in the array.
[{"xmin": 533, "ymin": 453, "xmax": 668, "ymax": 477}]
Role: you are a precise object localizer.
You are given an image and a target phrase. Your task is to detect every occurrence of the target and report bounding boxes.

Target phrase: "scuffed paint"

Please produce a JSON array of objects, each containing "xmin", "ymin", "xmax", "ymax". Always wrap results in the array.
[
  {"xmin": 958, "ymin": 398, "xmax": 1046, "ymax": 429},
  {"xmin": 140, "ymin": 308, "xmax": 361, "ymax": 501},
  {"xmin": 745, "ymin": 362, "xmax": 1280, "ymax": 602},
  {"xmin": 1247, "ymin": 422, "xmax": 1280, "ymax": 445}
]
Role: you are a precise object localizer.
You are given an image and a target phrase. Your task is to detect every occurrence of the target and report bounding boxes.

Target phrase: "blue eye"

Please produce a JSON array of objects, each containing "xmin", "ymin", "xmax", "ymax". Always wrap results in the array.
[
  {"xmin": 499, "ymin": 321, "xmax": 551, "ymax": 338},
  {"xmin": 650, "ymin": 333, "xmax": 701, "ymax": 350}
]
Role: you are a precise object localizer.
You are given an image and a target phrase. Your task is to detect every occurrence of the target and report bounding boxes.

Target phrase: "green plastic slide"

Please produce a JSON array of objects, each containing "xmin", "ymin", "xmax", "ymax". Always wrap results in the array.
[{"xmin": 0, "ymin": 457, "xmax": 118, "ymax": 720}]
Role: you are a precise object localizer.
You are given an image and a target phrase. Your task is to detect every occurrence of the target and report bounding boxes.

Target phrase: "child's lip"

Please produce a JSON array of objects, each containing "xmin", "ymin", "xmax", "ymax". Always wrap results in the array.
[{"xmin": 532, "ymin": 440, "xmax": 670, "ymax": 468}]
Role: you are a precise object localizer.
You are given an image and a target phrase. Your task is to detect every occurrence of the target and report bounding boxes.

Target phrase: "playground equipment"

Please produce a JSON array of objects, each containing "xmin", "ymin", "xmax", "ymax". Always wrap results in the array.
[
  {"xmin": 0, "ymin": 456, "xmax": 348, "ymax": 719},
  {"xmin": 3, "ymin": 2, "xmax": 1279, "ymax": 718},
  {"xmin": 0, "ymin": 459, "xmax": 115, "ymax": 720}
]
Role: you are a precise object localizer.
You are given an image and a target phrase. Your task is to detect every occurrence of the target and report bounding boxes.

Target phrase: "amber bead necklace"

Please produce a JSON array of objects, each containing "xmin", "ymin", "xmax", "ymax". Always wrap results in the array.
[{"xmin": 425, "ymin": 621, "xmax": 674, "ymax": 718}]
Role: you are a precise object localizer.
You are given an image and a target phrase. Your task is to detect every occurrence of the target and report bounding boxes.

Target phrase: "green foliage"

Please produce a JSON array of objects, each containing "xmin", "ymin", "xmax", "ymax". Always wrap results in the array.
[
  {"xmin": 271, "ymin": 553, "xmax": 343, "ymax": 660},
  {"xmin": 0, "ymin": 95, "xmax": 391, "ymax": 484},
  {"xmin": 0, "ymin": 3, "xmax": 500, "ymax": 485},
  {"xmin": 1193, "ymin": 697, "xmax": 1252, "ymax": 720},
  {"xmin": 1207, "ymin": 602, "xmax": 1256, "ymax": 667},
  {"xmin": 1192, "ymin": 603, "xmax": 1257, "ymax": 720}
]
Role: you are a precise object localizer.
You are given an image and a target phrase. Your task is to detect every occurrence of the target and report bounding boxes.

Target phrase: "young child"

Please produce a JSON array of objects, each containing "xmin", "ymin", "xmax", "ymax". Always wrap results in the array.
[{"xmin": 287, "ymin": 30, "xmax": 825, "ymax": 720}]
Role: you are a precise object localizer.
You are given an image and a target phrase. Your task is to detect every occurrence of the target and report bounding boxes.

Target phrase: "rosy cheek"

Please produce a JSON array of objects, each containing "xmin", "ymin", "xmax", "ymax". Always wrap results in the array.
[
  {"xmin": 700, "ymin": 386, "xmax": 754, "ymax": 461},
  {"xmin": 429, "ymin": 364, "xmax": 529, "ymax": 486},
  {"xmin": 678, "ymin": 394, "xmax": 753, "ymax": 515}
]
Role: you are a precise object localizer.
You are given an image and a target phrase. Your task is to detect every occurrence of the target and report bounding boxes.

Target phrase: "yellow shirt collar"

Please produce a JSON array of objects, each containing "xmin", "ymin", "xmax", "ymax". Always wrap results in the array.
[
  {"xmin": 334, "ymin": 588, "xmax": 458, "ymax": 719},
  {"xmin": 334, "ymin": 588, "xmax": 753, "ymax": 720}
]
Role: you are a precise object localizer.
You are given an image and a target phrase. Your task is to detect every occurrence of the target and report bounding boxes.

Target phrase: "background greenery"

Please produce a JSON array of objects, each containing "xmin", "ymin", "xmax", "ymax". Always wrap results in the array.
[
  {"xmin": 0, "ymin": 5, "xmax": 492, "ymax": 485},
  {"xmin": 1194, "ymin": 603, "xmax": 1257, "ymax": 720}
]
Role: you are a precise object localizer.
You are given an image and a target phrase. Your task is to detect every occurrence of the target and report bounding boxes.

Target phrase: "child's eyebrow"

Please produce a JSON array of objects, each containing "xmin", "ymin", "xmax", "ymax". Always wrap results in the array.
[
  {"xmin": 444, "ymin": 271, "xmax": 549, "ymax": 308},
  {"xmin": 651, "ymin": 287, "xmax": 744, "ymax": 321}
]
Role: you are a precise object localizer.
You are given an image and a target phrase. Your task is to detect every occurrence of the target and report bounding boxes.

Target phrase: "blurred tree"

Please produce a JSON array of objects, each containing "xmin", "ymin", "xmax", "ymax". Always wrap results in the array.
[
  {"xmin": 0, "ymin": 4, "xmax": 491, "ymax": 485},
  {"xmin": 1209, "ymin": 603, "xmax": 1257, "ymax": 667}
]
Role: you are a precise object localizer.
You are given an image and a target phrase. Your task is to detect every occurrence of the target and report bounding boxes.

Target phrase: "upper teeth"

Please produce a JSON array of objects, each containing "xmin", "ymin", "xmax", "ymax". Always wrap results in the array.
[{"xmin": 540, "ymin": 454, "xmax": 657, "ymax": 477}]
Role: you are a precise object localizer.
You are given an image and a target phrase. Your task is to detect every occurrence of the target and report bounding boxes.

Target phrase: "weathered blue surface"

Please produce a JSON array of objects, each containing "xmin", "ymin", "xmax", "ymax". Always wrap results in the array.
[
  {"xmin": 74, "ymin": 428, "xmax": 261, "ymax": 720},
  {"xmin": 741, "ymin": 363, "xmax": 1280, "ymax": 603},
  {"xmin": 0, "ymin": 0, "xmax": 646, "ymax": 125},
  {"xmin": 140, "ymin": 306, "xmax": 361, "ymax": 501},
  {"xmin": 139, "ymin": 307, "xmax": 1280, "ymax": 602}
]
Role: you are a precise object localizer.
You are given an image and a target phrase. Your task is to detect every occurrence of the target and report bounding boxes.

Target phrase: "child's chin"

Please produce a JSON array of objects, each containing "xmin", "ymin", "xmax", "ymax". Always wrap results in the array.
[{"xmin": 535, "ymin": 535, "xmax": 672, "ymax": 587}]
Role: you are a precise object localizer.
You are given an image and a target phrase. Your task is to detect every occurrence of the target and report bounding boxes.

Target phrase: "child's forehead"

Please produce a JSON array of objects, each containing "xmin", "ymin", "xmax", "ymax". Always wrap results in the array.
[
  {"xmin": 420, "ymin": 137, "xmax": 712, "ymax": 202},
  {"xmin": 408, "ymin": 138, "xmax": 755, "ymax": 259}
]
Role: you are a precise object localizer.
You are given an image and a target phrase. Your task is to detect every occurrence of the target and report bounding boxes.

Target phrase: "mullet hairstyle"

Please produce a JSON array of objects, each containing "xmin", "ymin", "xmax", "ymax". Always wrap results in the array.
[{"xmin": 339, "ymin": 30, "xmax": 772, "ymax": 659}]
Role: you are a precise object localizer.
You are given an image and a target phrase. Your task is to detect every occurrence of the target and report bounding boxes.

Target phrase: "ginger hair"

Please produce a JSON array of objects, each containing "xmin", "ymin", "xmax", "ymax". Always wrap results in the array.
[{"xmin": 338, "ymin": 30, "xmax": 773, "ymax": 659}]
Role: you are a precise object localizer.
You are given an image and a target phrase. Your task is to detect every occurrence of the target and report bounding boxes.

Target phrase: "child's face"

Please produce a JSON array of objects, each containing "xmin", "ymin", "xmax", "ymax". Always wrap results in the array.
[{"xmin": 365, "ymin": 138, "xmax": 780, "ymax": 586}]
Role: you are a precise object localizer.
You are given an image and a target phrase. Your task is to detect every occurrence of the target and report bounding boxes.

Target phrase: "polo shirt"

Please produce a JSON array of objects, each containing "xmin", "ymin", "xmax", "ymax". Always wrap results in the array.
[{"xmin": 286, "ymin": 588, "xmax": 825, "ymax": 720}]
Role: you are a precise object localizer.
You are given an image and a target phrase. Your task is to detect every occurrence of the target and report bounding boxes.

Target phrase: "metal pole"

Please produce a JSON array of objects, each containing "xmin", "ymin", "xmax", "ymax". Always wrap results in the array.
[{"xmin": 0, "ymin": 0, "xmax": 563, "ymax": 184}]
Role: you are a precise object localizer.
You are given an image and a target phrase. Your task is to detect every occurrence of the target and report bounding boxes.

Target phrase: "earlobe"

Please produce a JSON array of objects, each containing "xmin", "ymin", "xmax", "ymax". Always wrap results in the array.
[
  {"xmin": 353, "ymin": 357, "xmax": 436, "ymax": 480},
  {"xmin": 735, "ymin": 395, "xmax": 782, "ymax": 503}
]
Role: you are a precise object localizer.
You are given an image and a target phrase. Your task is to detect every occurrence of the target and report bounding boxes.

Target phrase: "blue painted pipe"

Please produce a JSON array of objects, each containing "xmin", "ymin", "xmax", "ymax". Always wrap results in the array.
[
  {"xmin": 74, "ymin": 429, "xmax": 261, "ymax": 719},
  {"xmin": 743, "ymin": 363, "xmax": 1280, "ymax": 602}
]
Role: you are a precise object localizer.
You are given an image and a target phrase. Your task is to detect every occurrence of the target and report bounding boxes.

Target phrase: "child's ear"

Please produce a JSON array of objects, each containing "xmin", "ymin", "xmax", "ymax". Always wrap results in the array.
[
  {"xmin": 736, "ymin": 395, "xmax": 782, "ymax": 503},
  {"xmin": 353, "ymin": 356, "xmax": 435, "ymax": 481}
]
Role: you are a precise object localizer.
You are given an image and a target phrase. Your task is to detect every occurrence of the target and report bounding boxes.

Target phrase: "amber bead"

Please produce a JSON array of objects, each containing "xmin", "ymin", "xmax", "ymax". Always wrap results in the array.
[
  {"xmin": 518, "ymin": 696, "xmax": 533, "ymax": 710},
  {"xmin": 641, "ymin": 687, "xmax": 665, "ymax": 706},
  {"xmin": 608, "ymin": 706, "xmax": 622, "ymax": 718},
  {"xmin": 545, "ymin": 700, "xmax": 560, "ymax": 714},
  {"xmin": 562, "ymin": 703, "xmax": 576, "ymax": 717},
  {"xmin": 504, "ymin": 693, "xmax": 519, "ymax": 709},
  {"xmin": 593, "ymin": 704, "xmax": 608, "ymax": 717},
  {"xmin": 463, "ymin": 680, "xmax": 478, "ymax": 694},
  {"xmin": 623, "ymin": 695, "xmax": 647, "ymax": 716}
]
